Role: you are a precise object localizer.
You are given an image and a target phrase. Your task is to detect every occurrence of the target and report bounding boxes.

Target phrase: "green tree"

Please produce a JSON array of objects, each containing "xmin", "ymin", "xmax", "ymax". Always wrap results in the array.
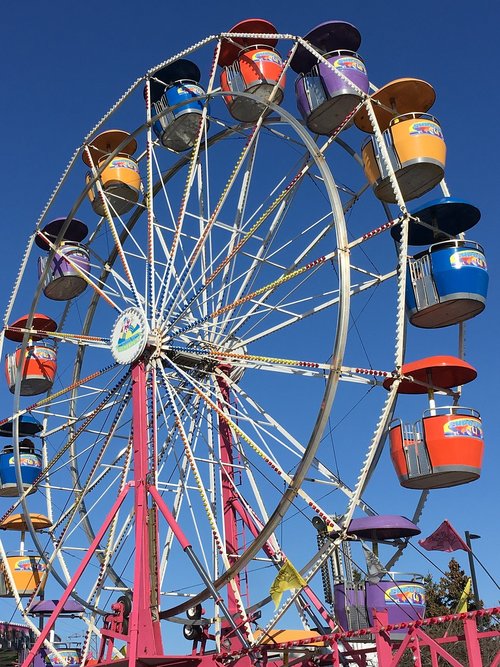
[
  {"xmin": 425, "ymin": 558, "xmax": 476, "ymax": 616},
  {"xmin": 422, "ymin": 559, "xmax": 497, "ymax": 665}
]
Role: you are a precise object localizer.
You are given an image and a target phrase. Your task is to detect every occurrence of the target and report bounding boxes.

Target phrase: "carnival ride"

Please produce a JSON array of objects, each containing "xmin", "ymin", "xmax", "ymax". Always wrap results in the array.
[{"xmin": 0, "ymin": 18, "xmax": 497, "ymax": 667}]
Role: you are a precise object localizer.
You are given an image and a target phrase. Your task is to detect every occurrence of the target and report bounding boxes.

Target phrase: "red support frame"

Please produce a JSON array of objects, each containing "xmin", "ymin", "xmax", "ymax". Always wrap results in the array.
[
  {"xmin": 127, "ymin": 361, "xmax": 164, "ymax": 661},
  {"xmin": 218, "ymin": 607, "xmax": 500, "ymax": 667},
  {"xmin": 20, "ymin": 484, "xmax": 133, "ymax": 667},
  {"xmin": 215, "ymin": 371, "xmax": 245, "ymax": 648},
  {"xmin": 22, "ymin": 362, "xmax": 167, "ymax": 667}
]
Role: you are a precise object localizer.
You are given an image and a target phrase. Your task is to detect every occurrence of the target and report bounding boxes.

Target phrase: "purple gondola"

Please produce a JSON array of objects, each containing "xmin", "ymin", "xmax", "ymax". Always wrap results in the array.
[
  {"xmin": 291, "ymin": 21, "xmax": 369, "ymax": 135},
  {"xmin": 36, "ymin": 218, "xmax": 89, "ymax": 301}
]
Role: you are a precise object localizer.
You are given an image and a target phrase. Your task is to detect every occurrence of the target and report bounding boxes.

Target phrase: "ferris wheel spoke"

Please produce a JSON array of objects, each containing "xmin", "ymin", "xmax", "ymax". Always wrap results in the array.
[
  {"xmin": 5, "ymin": 327, "xmax": 111, "ymax": 350},
  {"xmin": 0, "ymin": 364, "xmax": 123, "ymax": 438},
  {"xmin": 47, "ymin": 450, "xmax": 129, "ymax": 538},
  {"xmin": 0, "ymin": 369, "xmax": 131, "ymax": 538},
  {"xmin": 144, "ymin": 81, "xmax": 157, "ymax": 324},
  {"xmin": 39, "ymin": 383, "xmax": 132, "ymax": 535},
  {"xmin": 164, "ymin": 135, "xmax": 325, "ymax": 332},
  {"xmin": 215, "ymin": 197, "xmax": 293, "ymax": 340},
  {"xmin": 209, "ymin": 138, "xmax": 261, "ymax": 337},
  {"xmin": 157, "ymin": 365, "xmax": 254, "ymax": 636},
  {"xmin": 162, "ymin": 124, "xmax": 265, "ymax": 324},
  {"xmin": 174, "ymin": 225, "xmax": 392, "ymax": 349},
  {"xmin": 158, "ymin": 397, "xmax": 205, "ymax": 585},
  {"xmin": 157, "ymin": 112, "xmax": 215, "ymax": 320},
  {"xmin": 218, "ymin": 368, "xmax": 374, "ymax": 516},
  {"xmin": 45, "ymin": 465, "xmax": 125, "ymax": 564},
  {"xmin": 88, "ymin": 239, "xmax": 145, "ymax": 303},
  {"xmin": 155, "ymin": 41, "xmax": 222, "ymax": 313},
  {"xmin": 42, "ymin": 427, "xmax": 136, "ymax": 603},
  {"xmin": 156, "ymin": 122, "xmax": 320, "ymax": 340},
  {"xmin": 163, "ymin": 359, "xmax": 342, "ymax": 541},
  {"xmin": 230, "ymin": 272, "xmax": 393, "ymax": 348},
  {"xmin": 207, "ymin": 242, "xmax": 334, "ymax": 339},
  {"xmin": 156, "ymin": 366, "xmax": 292, "ymax": 636},
  {"xmin": 169, "ymin": 243, "xmax": 336, "ymax": 343},
  {"xmin": 158, "ymin": 367, "xmax": 228, "ymax": 557},
  {"xmin": 150, "ymin": 147, "xmax": 203, "ymax": 322},
  {"xmin": 153, "ymin": 216, "xmax": 200, "ymax": 322},
  {"xmin": 73, "ymin": 474, "xmax": 133, "ymax": 592},
  {"xmin": 36, "ymin": 230, "xmax": 121, "ymax": 312},
  {"xmin": 215, "ymin": 209, "xmax": 401, "ymax": 343}
]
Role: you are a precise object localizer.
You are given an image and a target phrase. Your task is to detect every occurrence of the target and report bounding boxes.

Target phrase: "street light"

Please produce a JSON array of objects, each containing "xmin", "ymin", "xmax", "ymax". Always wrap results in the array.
[{"xmin": 465, "ymin": 531, "xmax": 481, "ymax": 609}]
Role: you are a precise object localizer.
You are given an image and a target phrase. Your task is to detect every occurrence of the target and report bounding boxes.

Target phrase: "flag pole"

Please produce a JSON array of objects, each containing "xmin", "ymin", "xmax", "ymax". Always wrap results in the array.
[{"xmin": 465, "ymin": 531, "xmax": 481, "ymax": 608}]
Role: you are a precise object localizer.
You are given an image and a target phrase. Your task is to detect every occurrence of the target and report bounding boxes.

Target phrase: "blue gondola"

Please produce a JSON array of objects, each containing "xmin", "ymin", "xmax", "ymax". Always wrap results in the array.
[
  {"xmin": 147, "ymin": 60, "xmax": 207, "ymax": 152},
  {"xmin": 392, "ymin": 198, "xmax": 488, "ymax": 328},
  {"xmin": 407, "ymin": 240, "xmax": 488, "ymax": 328},
  {"xmin": 0, "ymin": 439, "xmax": 42, "ymax": 497}
]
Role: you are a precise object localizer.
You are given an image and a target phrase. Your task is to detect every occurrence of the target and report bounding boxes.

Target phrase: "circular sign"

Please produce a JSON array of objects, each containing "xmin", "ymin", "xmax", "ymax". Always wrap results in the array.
[{"xmin": 110, "ymin": 307, "xmax": 149, "ymax": 364}]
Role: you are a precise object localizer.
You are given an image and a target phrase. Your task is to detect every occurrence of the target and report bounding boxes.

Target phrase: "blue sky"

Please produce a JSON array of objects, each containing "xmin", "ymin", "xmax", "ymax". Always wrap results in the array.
[{"xmin": 0, "ymin": 0, "xmax": 498, "ymax": 639}]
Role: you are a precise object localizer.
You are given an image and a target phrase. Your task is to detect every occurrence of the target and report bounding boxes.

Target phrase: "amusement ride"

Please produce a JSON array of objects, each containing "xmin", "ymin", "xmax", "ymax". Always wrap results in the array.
[{"xmin": 0, "ymin": 18, "xmax": 497, "ymax": 667}]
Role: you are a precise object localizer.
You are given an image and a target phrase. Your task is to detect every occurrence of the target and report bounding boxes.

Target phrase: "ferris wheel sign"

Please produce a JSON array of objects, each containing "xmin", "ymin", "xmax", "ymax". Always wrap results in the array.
[{"xmin": 110, "ymin": 307, "xmax": 149, "ymax": 364}]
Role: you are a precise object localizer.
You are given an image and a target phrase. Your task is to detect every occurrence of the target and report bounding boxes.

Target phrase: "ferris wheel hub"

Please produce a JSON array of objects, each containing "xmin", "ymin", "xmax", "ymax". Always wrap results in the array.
[{"xmin": 110, "ymin": 307, "xmax": 149, "ymax": 364}]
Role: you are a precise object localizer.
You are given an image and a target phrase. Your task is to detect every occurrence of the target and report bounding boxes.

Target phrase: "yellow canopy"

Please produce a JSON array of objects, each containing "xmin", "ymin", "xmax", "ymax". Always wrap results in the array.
[{"xmin": 0, "ymin": 513, "xmax": 52, "ymax": 531}]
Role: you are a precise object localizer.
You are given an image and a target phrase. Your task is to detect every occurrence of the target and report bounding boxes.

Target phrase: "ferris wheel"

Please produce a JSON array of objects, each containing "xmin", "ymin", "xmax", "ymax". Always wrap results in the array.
[{"xmin": 0, "ymin": 18, "xmax": 488, "ymax": 667}]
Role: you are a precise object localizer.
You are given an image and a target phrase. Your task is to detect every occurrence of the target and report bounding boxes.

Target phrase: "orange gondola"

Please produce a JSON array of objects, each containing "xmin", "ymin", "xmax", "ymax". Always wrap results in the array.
[
  {"xmin": 4, "ymin": 314, "xmax": 57, "ymax": 396},
  {"xmin": 83, "ymin": 130, "xmax": 141, "ymax": 217},
  {"xmin": 218, "ymin": 19, "xmax": 286, "ymax": 122},
  {"xmin": 384, "ymin": 356, "xmax": 484, "ymax": 489},
  {"xmin": 355, "ymin": 79, "xmax": 446, "ymax": 203}
]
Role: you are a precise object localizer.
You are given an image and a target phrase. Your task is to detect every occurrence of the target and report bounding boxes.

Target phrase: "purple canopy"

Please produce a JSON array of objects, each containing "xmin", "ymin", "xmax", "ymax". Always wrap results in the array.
[
  {"xmin": 347, "ymin": 515, "xmax": 421, "ymax": 541},
  {"xmin": 28, "ymin": 599, "xmax": 84, "ymax": 615},
  {"xmin": 290, "ymin": 21, "xmax": 362, "ymax": 73},
  {"xmin": 35, "ymin": 218, "xmax": 88, "ymax": 251}
]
